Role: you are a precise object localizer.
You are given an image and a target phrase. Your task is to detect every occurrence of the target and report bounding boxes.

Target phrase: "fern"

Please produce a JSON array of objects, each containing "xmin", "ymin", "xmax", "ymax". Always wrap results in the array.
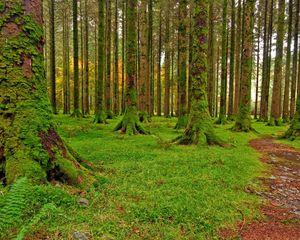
[
  {"xmin": 16, "ymin": 203, "xmax": 57, "ymax": 240},
  {"xmin": 0, "ymin": 178, "xmax": 30, "ymax": 232}
]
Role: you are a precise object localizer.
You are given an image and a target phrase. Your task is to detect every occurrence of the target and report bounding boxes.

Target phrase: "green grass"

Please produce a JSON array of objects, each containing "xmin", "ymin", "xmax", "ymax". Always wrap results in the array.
[{"xmin": 1, "ymin": 116, "xmax": 292, "ymax": 239}]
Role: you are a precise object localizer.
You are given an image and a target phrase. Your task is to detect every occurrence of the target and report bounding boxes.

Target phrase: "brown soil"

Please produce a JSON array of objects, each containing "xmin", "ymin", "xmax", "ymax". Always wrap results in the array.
[{"xmin": 220, "ymin": 137, "xmax": 300, "ymax": 240}]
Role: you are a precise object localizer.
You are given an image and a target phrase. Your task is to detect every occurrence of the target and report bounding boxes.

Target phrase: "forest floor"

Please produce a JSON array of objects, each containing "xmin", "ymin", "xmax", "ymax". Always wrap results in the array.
[
  {"xmin": 220, "ymin": 136, "xmax": 300, "ymax": 239},
  {"xmin": 1, "ymin": 116, "xmax": 300, "ymax": 239}
]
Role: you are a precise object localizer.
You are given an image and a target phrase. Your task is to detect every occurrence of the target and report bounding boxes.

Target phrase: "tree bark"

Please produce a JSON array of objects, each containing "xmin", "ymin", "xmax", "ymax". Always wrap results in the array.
[{"xmin": 233, "ymin": 0, "xmax": 255, "ymax": 131}]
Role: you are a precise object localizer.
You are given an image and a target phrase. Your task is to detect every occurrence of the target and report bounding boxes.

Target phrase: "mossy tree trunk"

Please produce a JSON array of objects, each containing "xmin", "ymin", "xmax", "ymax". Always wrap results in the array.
[
  {"xmin": 94, "ymin": 0, "xmax": 107, "ymax": 123},
  {"xmin": 175, "ymin": 0, "xmax": 188, "ymax": 129},
  {"xmin": 282, "ymin": 0, "xmax": 293, "ymax": 122},
  {"xmin": 233, "ymin": 0, "xmax": 255, "ymax": 132},
  {"xmin": 138, "ymin": 0, "xmax": 149, "ymax": 121},
  {"xmin": 105, "ymin": 0, "xmax": 113, "ymax": 119},
  {"xmin": 216, "ymin": 0, "xmax": 228, "ymax": 124},
  {"xmin": 234, "ymin": 0, "xmax": 242, "ymax": 115},
  {"xmin": 49, "ymin": 0, "xmax": 56, "ymax": 114},
  {"xmin": 290, "ymin": 0, "xmax": 299, "ymax": 119},
  {"xmin": 72, "ymin": 0, "xmax": 81, "ymax": 117},
  {"xmin": 176, "ymin": 0, "xmax": 221, "ymax": 145},
  {"xmin": 269, "ymin": 0, "xmax": 285, "ymax": 126},
  {"xmin": 0, "ymin": 0, "xmax": 92, "ymax": 185},
  {"xmin": 114, "ymin": 0, "xmax": 147, "ymax": 135},
  {"xmin": 83, "ymin": 0, "xmax": 89, "ymax": 115},
  {"xmin": 156, "ymin": 5, "xmax": 162, "ymax": 117},
  {"xmin": 113, "ymin": 0, "xmax": 119, "ymax": 115},
  {"xmin": 227, "ymin": 0, "xmax": 235, "ymax": 120},
  {"xmin": 164, "ymin": 0, "xmax": 171, "ymax": 118},
  {"xmin": 207, "ymin": 1, "xmax": 216, "ymax": 117}
]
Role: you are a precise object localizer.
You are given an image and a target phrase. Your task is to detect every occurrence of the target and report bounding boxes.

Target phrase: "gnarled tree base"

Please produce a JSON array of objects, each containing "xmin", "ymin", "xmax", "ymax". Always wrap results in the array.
[
  {"xmin": 174, "ymin": 115, "xmax": 188, "ymax": 130},
  {"xmin": 139, "ymin": 111, "xmax": 150, "ymax": 123},
  {"xmin": 106, "ymin": 110, "xmax": 114, "ymax": 119},
  {"xmin": 215, "ymin": 114, "xmax": 228, "ymax": 125},
  {"xmin": 267, "ymin": 117, "xmax": 283, "ymax": 127},
  {"xmin": 94, "ymin": 111, "xmax": 107, "ymax": 124},
  {"xmin": 282, "ymin": 119, "xmax": 300, "ymax": 140},
  {"xmin": 114, "ymin": 106, "xmax": 148, "ymax": 135}
]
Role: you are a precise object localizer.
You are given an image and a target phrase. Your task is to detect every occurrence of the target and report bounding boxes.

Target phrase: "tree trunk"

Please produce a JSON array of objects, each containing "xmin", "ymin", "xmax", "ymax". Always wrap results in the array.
[
  {"xmin": 72, "ymin": 0, "xmax": 81, "ymax": 116},
  {"xmin": 234, "ymin": 0, "xmax": 242, "ymax": 115},
  {"xmin": 114, "ymin": 0, "xmax": 147, "ymax": 134},
  {"xmin": 84, "ymin": 0, "xmax": 89, "ymax": 115},
  {"xmin": 164, "ymin": 0, "xmax": 171, "ymax": 118},
  {"xmin": 176, "ymin": 0, "xmax": 221, "ymax": 146},
  {"xmin": 233, "ymin": 0, "xmax": 255, "ymax": 132},
  {"xmin": 113, "ymin": 0, "xmax": 119, "ymax": 115},
  {"xmin": 208, "ymin": 1, "xmax": 215, "ymax": 117},
  {"xmin": 0, "ymin": 0, "xmax": 92, "ymax": 185},
  {"xmin": 49, "ymin": 0, "xmax": 56, "ymax": 114},
  {"xmin": 216, "ymin": 0, "xmax": 228, "ymax": 124},
  {"xmin": 290, "ymin": 0, "xmax": 299, "ymax": 119},
  {"xmin": 138, "ymin": 0, "xmax": 149, "ymax": 121},
  {"xmin": 156, "ymin": 6, "xmax": 162, "ymax": 116},
  {"xmin": 94, "ymin": 0, "xmax": 107, "ymax": 123},
  {"xmin": 105, "ymin": 0, "xmax": 113, "ymax": 118},
  {"xmin": 269, "ymin": 0, "xmax": 285, "ymax": 126},
  {"xmin": 175, "ymin": 0, "xmax": 188, "ymax": 129},
  {"xmin": 227, "ymin": 0, "xmax": 235, "ymax": 120}
]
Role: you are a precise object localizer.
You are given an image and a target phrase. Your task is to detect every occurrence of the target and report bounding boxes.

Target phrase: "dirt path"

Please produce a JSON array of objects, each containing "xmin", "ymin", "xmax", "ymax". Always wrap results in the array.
[{"xmin": 220, "ymin": 137, "xmax": 300, "ymax": 240}]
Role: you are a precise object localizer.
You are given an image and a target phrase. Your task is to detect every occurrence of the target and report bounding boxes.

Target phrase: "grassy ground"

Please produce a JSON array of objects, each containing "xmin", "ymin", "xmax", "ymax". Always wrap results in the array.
[{"xmin": 0, "ymin": 116, "xmax": 293, "ymax": 239}]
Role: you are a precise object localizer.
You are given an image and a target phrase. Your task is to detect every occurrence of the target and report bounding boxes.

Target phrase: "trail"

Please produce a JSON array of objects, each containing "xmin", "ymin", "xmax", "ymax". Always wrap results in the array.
[{"xmin": 221, "ymin": 137, "xmax": 300, "ymax": 240}]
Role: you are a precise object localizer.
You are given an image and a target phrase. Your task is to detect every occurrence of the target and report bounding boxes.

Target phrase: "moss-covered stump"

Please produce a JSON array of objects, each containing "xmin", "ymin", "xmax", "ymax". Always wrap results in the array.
[
  {"xmin": 0, "ymin": 0, "xmax": 93, "ymax": 186},
  {"xmin": 114, "ymin": 106, "xmax": 148, "ymax": 135},
  {"xmin": 94, "ymin": 111, "xmax": 107, "ymax": 124}
]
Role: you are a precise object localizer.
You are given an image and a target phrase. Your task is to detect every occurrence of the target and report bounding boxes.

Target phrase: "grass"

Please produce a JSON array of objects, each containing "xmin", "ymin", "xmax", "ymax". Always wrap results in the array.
[{"xmin": 1, "ymin": 116, "xmax": 293, "ymax": 239}]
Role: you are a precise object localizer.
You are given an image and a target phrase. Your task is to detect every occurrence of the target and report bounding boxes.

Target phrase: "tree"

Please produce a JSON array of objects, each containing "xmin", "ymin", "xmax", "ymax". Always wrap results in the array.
[
  {"xmin": 233, "ymin": 0, "xmax": 255, "ymax": 132},
  {"xmin": 175, "ymin": 0, "xmax": 188, "ymax": 129},
  {"xmin": 156, "ymin": 5, "xmax": 162, "ymax": 117},
  {"xmin": 83, "ymin": 0, "xmax": 90, "ymax": 115},
  {"xmin": 234, "ymin": 0, "xmax": 242, "ymax": 115},
  {"xmin": 139, "ymin": 0, "xmax": 149, "ymax": 121},
  {"xmin": 94, "ymin": 0, "xmax": 107, "ymax": 123},
  {"xmin": 114, "ymin": 0, "xmax": 147, "ymax": 134},
  {"xmin": 72, "ymin": 0, "xmax": 81, "ymax": 116},
  {"xmin": 227, "ymin": 0, "xmax": 236, "ymax": 120},
  {"xmin": 113, "ymin": 0, "xmax": 119, "ymax": 115},
  {"xmin": 105, "ymin": 0, "xmax": 113, "ymax": 118},
  {"xmin": 0, "ymin": 0, "xmax": 91, "ymax": 184},
  {"xmin": 269, "ymin": 0, "xmax": 285, "ymax": 126},
  {"xmin": 290, "ymin": 0, "xmax": 299, "ymax": 119},
  {"xmin": 216, "ymin": 0, "xmax": 228, "ymax": 124},
  {"xmin": 49, "ymin": 0, "xmax": 56, "ymax": 114},
  {"xmin": 175, "ymin": 0, "xmax": 221, "ymax": 145},
  {"xmin": 164, "ymin": 0, "xmax": 171, "ymax": 118},
  {"xmin": 282, "ymin": 0, "xmax": 293, "ymax": 122}
]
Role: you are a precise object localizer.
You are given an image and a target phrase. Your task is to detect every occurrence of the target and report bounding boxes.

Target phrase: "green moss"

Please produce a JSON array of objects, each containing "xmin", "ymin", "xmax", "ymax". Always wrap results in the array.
[
  {"xmin": 56, "ymin": 157, "xmax": 79, "ymax": 184},
  {"xmin": 5, "ymin": 154, "xmax": 46, "ymax": 184}
]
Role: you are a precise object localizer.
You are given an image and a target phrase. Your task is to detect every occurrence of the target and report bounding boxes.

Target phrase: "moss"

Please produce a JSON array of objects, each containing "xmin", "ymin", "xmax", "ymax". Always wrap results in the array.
[
  {"xmin": 56, "ymin": 157, "xmax": 79, "ymax": 184},
  {"xmin": 106, "ymin": 110, "xmax": 114, "ymax": 119},
  {"xmin": 0, "ymin": 2, "xmax": 5, "ymax": 12},
  {"xmin": 174, "ymin": 115, "xmax": 188, "ymax": 129},
  {"xmin": 94, "ymin": 111, "xmax": 107, "ymax": 124},
  {"xmin": 114, "ymin": 106, "xmax": 148, "ymax": 135},
  {"xmin": 5, "ymin": 154, "xmax": 46, "ymax": 185}
]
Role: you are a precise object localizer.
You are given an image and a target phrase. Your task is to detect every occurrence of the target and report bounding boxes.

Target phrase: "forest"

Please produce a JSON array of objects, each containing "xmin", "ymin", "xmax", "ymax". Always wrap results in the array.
[{"xmin": 0, "ymin": 0, "xmax": 300, "ymax": 239}]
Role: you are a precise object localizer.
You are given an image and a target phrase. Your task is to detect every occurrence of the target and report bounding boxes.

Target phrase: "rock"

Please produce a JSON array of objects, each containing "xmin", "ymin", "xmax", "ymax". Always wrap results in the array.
[
  {"xmin": 77, "ymin": 197, "xmax": 89, "ymax": 206},
  {"xmin": 73, "ymin": 231, "xmax": 88, "ymax": 240}
]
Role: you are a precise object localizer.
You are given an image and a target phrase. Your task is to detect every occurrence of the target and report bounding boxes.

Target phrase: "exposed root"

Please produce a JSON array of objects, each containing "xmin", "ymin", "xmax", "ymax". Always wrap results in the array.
[
  {"xmin": 114, "ymin": 106, "xmax": 149, "ymax": 135},
  {"xmin": 94, "ymin": 111, "xmax": 107, "ymax": 124}
]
